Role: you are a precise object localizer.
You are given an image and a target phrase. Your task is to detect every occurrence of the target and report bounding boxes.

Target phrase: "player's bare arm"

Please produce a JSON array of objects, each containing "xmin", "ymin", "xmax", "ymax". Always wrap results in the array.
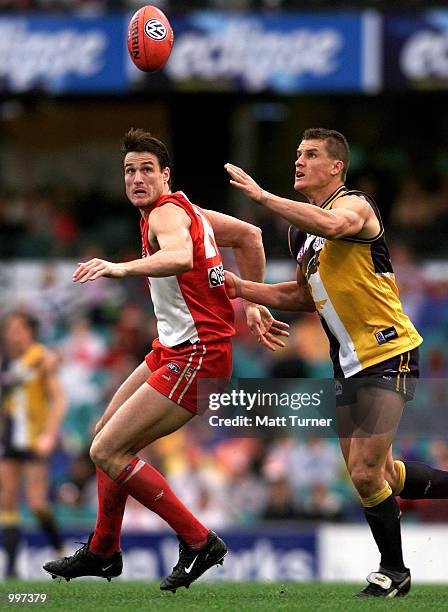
[
  {"xmin": 73, "ymin": 204, "xmax": 193, "ymax": 283},
  {"xmin": 225, "ymin": 163, "xmax": 378, "ymax": 240},
  {"xmin": 37, "ymin": 350, "xmax": 66, "ymax": 458},
  {"xmin": 225, "ymin": 269, "xmax": 315, "ymax": 313},
  {"xmin": 205, "ymin": 209, "xmax": 289, "ymax": 351}
]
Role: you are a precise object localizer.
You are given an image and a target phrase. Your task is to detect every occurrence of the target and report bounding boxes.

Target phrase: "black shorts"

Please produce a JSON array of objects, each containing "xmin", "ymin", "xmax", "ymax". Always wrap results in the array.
[
  {"xmin": 0, "ymin": 415, "xmax": 39, "ymax": 461},
  {"xmin": 335, "ymin": 348, "xmax": 419, "ymax": 406}
]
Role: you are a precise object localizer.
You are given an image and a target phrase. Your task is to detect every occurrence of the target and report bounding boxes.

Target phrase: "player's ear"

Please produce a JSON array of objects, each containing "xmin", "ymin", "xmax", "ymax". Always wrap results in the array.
[
  {"xmin": 331, "ymin": 160, "xmax": 344, "ymax": 176},
  {"xmin": 162, "ymin": 166, "xmax": 171, "ymax": 184}
]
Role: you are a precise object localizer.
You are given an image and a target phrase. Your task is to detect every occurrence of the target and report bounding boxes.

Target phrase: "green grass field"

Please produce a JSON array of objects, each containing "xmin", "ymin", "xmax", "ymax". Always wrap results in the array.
[{"xmin": 1, "ymin": 581, "xmax": 448, "ymax": 611}]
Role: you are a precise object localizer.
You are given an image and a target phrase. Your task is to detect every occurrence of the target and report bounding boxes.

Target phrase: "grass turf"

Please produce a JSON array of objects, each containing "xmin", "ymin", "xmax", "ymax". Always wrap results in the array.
[{"xmin": 1, "ymin": 581, "xmax": 448, "ymax": 611}]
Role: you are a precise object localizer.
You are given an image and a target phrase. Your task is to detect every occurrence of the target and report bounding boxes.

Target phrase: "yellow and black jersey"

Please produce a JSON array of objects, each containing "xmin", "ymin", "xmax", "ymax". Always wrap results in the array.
[
  {"xmin": 288, "ymin": 186, "xmax": 423, "ymax": 378},
  {"xmin": 1, "ymin": 343, "xmax": 49, "ymax": 451}
]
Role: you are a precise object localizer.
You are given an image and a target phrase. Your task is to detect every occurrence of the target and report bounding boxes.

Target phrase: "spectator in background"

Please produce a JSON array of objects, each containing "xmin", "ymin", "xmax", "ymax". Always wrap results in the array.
[
  {"xmin": 0, "ymin": 312, "xmax": 66, "ymax": 578},
  {"xmin": 298, "ymin": 482, "xmax": 343, "ymax": 522},
  {"xmin": 214, "ymin": 437, "xmax": 267, "ymax": 525},
  {"xmin": 261, "ymin": 477, "xmax": 299, "ymax": 521}
]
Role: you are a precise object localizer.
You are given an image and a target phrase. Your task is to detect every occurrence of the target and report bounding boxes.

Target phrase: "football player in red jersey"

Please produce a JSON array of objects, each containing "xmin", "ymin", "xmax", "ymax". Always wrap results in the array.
[{"xmin": 44, "ymin": 128, "xmax": 288, "ymax": 591}]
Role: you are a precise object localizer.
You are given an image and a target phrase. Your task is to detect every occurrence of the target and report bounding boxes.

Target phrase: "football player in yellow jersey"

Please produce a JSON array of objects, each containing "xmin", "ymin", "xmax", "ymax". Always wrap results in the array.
[
  {"xmin": 0, "ymin": 312, "xmax": 66, "ymax": 578},
  {"xmin": 225, "ymin": 128, "xmax": 448, "ymax": 598}
]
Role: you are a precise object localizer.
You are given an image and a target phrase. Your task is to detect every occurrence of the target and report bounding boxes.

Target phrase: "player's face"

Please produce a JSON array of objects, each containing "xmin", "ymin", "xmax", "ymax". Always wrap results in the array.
[
  {"xmin": 2, "ymin": 316, "xmax": 33, "ymax": 355},
  {"xmin": 294, "ymin": 140, "xmax": 340, "ymax": 193},
  {"xmin": 124, "ymin": 152, "xmax": 170, "ymax": 209}
]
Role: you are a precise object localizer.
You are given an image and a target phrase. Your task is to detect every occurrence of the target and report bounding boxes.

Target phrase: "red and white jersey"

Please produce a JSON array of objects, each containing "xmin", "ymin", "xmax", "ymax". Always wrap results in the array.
[{"xmin": 140, "ymin": 191, "xmax": 235, "ymax": 347}]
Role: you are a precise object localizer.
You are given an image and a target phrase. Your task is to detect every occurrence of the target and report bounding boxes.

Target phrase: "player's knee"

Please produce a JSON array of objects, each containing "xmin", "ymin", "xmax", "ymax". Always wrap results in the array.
[
  {"xmin": 350, "ymin": 464, "xmax": 383, "ymax": 497},
  {"xmin": 89, "ymin": 438, "xmax": 109, "ymax": 472}
]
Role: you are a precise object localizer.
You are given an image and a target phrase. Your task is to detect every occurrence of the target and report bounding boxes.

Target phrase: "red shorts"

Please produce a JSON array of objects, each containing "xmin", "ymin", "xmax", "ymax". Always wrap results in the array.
[{"xmin": 145, "ymin": 338, "xmax": 232, "ymax": 415}]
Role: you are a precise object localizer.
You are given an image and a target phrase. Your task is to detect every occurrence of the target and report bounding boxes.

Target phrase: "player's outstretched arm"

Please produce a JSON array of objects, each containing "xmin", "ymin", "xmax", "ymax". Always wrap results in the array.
[
  {"xmin": 205, "ymin": 209, "xmax": 290, "ymax": 350},
  {"xmin": 224, "ymin": 163, "xmax": 371, "ymax": 239},
  {"xmin": 225, "ymin": 270, "xmax": 315, "ymax": 313},
  {"xmin": 73, "ymin": 205, "xmax": 193, "ymax": 283}
]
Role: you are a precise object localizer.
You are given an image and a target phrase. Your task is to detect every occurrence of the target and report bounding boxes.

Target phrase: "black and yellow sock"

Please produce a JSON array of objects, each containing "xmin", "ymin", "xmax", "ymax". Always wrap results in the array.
[
  {"xmin": 34, "ymin": 509, "xmax": 63, "ymax": 552},
  {"xmin": 394, "ymin": 460, "xmax": 448, "ymax": 499},
  {"xmin": 362, "ymin": 481, "xmax": 407, "ymax": 573},
  {"xmin": 1, "ymin": 511, "xmax": 21, "ymax": 577}
]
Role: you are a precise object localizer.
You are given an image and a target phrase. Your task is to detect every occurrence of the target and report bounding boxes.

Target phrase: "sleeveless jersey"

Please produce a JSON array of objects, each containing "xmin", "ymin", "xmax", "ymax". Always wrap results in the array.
[
  {"xmin": 140, "ymin": 191, "xmax": 235, "ymax": 347},
  {"xmin": 3, "ymin": 343, "xmax": 49, "ymax": 450},
  {"xmin": 288, "ymin": 186, "xmax": 423, "ymax": 377}
]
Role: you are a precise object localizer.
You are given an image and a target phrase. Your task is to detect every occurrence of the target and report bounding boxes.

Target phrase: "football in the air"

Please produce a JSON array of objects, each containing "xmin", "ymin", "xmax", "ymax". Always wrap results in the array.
[{"xmin": 127, "ymin": 5, "xmax": 174, "ymax": 72}]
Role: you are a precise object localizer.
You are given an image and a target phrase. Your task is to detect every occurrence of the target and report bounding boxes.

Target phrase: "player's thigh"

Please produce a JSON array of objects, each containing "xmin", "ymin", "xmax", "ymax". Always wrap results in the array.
[
  {"xmin": 23, "ymin": 461, "xmax": 49, "ymax": 509},
  {"xmin": 0, "ymin": 460, "xmax": 22, "ymax": 509},
  {"xmin": 345, "ymin": 386, "xmax": 405, "ymax": 472},
  {"xmin": 93, "ymin": 382, "xmax": 193, "ymax": 458},
  {"xmin": 97, "ymin": 360, "xmax": 152, "ymax": 432}
]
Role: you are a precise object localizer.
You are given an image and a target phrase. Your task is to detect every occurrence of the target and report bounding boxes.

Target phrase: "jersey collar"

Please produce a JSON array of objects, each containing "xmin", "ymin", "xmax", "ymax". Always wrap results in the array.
[{"xmin": 319, "ymin": 185, "xmax": 348, "ymax": 210}]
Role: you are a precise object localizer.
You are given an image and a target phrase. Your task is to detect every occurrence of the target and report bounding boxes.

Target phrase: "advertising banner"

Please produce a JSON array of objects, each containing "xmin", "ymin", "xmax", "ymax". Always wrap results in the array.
[
  {"xmin": 157, "ymin": 11, "xmax": 377, "ymax": 93},
  {"xmin": 0, "ymin": 15, "xmax": 128, "ymax": 93},
  {"xmin": 0, "ymin": 11, "xmax": 379, "ymax": 94},
  {"xmin": 3, "ymin": 530, "xmax": 317, "ymax": 581},
  {"xmin": 384, "ymin": 11, "xmax": 448, "ymax": 89}
]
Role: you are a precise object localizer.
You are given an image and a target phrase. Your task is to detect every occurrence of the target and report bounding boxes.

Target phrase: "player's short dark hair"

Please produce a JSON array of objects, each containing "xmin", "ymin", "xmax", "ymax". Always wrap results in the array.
[
  {"xmin": 302, "ymin": 128, "xmax": 350, "ymax": 180},
  {"xmin": 2, "ymin": 311, "xmax": 39, "ymax": 339},
  {"xmin": 121, "ymin": 128, "xmax": 171, "ymax": 172}
]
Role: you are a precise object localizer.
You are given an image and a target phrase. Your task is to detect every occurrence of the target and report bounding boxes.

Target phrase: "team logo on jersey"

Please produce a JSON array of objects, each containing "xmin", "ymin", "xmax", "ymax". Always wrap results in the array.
[
  {"xmin": 375, "ymin": 327, "xmax": 398, "ymax": 345},
  {"xmin": 208, "ymin": 264, "xmax": 225, "ymax": 288},
  {"xmin": 314, "ymin": 236, "xmax": 326, "ymax": 251},
  {"xmin": 167, "ymin": 362, "xmax": 180, "ymax": 374}
]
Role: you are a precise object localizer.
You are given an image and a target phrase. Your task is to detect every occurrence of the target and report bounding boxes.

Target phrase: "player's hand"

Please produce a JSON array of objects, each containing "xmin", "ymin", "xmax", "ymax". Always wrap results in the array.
[
  {"xmin": 35, "ymin": 432, "xmax": 56, "ymax": 458},
  {"xmin": 244, "ymin": 304, "xmax": 289, "ymax": 352},
  {"xmin": 72, "ymin": 259, "xmax": 126, "ymax": 283},
  {"xmin": 224, "ymin": 270, "xmax": 241, "ymax": 299},
  {"xmin": 224, "ymin": 163, "xmax": 264, "ymax": 204}
]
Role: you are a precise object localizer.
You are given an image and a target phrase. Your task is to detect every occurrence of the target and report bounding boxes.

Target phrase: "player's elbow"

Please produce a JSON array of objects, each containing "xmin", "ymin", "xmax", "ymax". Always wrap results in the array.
[
  {"xmin": 178, "ymin": 251, "xmax": 194, "ymax": 272},
  {"xmin": 245, "ymin": 224, "xmax": 263, "ymax": 249},
  {"xmin": 322, "ymin": 219, "xmax": 348, "ymax": 240},
  {"xmin": 320, "ymin": 216, "xmax": 343, "ymax": 239}
]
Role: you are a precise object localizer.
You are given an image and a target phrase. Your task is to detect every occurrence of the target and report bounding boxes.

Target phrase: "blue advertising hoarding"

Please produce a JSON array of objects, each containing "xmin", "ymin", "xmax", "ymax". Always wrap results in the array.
[
  {"xmin": 4, "ymin": 530, "xmax": 317, "ymax": 580},
  {"xmin": 158, "ymin": 11, "xmax": 379, "ymax": 94},
  {"xmin": 0, "ymin": 15, "xmax": 128, "ymax": 93},
  {"xmin": 0, "ymin": 11, "xmax": 379, "ymax": 95},
  {"xmin": 384, "ymin": 11, "xmax": 448, "ymax": 90}
]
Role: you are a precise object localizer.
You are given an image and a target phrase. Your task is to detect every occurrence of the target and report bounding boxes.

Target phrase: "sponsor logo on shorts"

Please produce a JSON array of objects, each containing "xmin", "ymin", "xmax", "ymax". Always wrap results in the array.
[
  {"xmin": 334, "ymin": 380, "xmax": 342, "ymax": 396},
  {"xmin": 167, "ymin": 362, "xmax": 180, "ymax": 374},
  {"xmin": 208, "ymin": 263, "xmax": 225, "ymax": 288},
  {"xmin": 184, "ymin": 367, "xmax": 194, "ymax": 382}
]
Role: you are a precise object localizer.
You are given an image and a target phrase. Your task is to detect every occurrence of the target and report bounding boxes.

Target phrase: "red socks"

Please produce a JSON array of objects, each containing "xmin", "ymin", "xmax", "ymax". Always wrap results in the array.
[
  {"xmin": 117, "ymin": 458, "xmax": 209, "ymax": 548},
  {"xmin": 89, "ymin": 468, "xmax": 128, "ymax": 556},
  {"xmin": 90, "ymin": 458, "xmax": 209, "ymax": 556}
]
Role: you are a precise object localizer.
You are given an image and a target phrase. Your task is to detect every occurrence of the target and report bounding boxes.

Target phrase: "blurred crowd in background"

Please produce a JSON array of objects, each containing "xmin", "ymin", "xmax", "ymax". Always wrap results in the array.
[{"xmin": 2, "ymin": 171, "xmax": 448, "ymax": 260}]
